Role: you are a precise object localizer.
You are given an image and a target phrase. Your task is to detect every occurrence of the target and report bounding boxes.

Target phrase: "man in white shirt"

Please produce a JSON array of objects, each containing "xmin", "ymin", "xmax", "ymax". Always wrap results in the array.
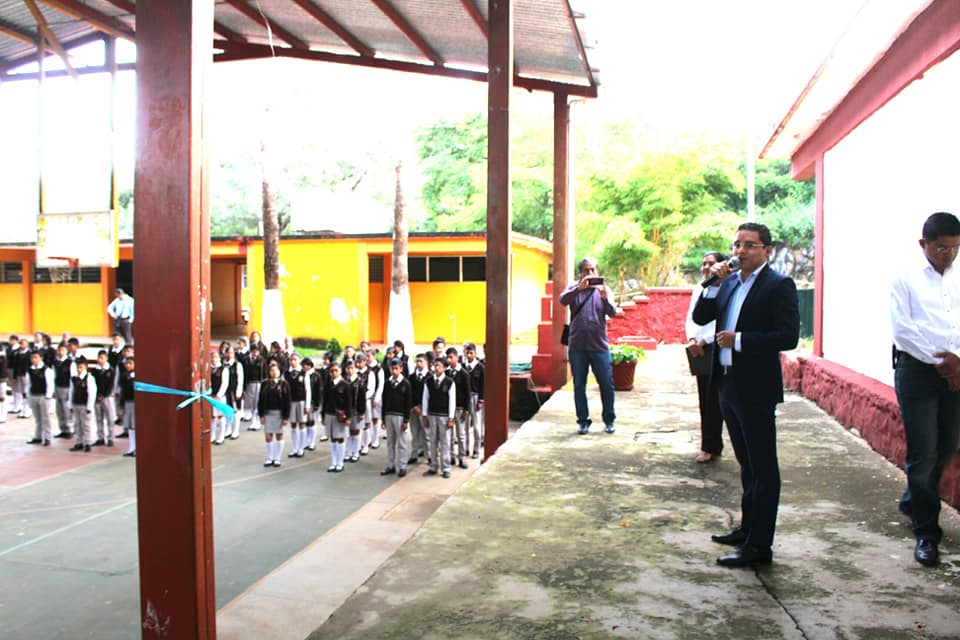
[
  {"xmin": 107, "ymin": 288, "xmax": 135, "ymax": 345},
  {"xmin": 891, "ymin": 211, "xmax": 960, "ymax": 567}
]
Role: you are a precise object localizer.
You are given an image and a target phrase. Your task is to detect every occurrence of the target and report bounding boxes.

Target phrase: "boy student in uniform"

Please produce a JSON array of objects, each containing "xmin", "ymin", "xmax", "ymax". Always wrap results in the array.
[
  {"xmin": 445, "ymin": 347, "xmax": 471, "ymax": 469},
  {"xmin": 6, "ymin": 336, "xmax": 23, "ymax": 417},
  {"xmin": 422, "ymin": 356, "xmax": 456, "ymax": 478},
  {"xmin": 258, "ymin": 360, "xmax": 291, "ymax": 467},
  {"xmin": 115, "ymin": 344, "xmax": 135, "ymax": 437},
  {"xmin": 25, "ymin": 350, "xmax": 55, "ymax": 445},
  {"xmin": 120, "ymin": 356, "xmax": 137, "ymax": 457},
  {"xmin": 463, "ymin": 342, "xmax": 485, "ymax": 458},
  {"xmin": 322, "ymin": 362, "xmax": 354, "ymax": 473},
  {"xmin": 392, "ymin": 340, "xmax": 411, "ymax": 377},
  {"xmin": 52, "ymin": 344, "xmax": 75, "ymax": 439},
  {"xmin": 209, "ymin": 350, "xmax": 230, "ymax": 445},
  {"xmin": 243, "ymin": 343, "xmax": 266, "ymax": 430},
  {"xmin": 69, "ymin": 356, "xmax": 97, "ymax": 452},
  {"xmin": 381, "ymin": 358, "xmax": 413, "ymax": 477},
  {"xmin": 15, "ymin": 337, "xmax": 33, "ymax": 418},
  {"xmin": 407, "ymin": 353, "xmax": 430, "ymax": 465},
  {"xmin": 316, "ymin": 352, "xmax": 333, "ymax": 442},
  {"xmin": 91, "ymin": 350, "xmax": 117, "ymax": 447},
  {"xmin": 344, "ymin": 358, "xmax": 365, "ymax": 463},
  {"xmin": 108, "ymin": 334, "xmax": 125, "ymax": 426},
  {"xmin": 223, "ymin": 344, "xmax": 245, "ymax": 440},
  {"xmin": 302, "ymin": 357, "xmax": 321, "ymax": 451},
  {"xmin": 0, "ymin": 342, "xmax": 8, "ymax": 423},
  {"xmin": 283, "ymin": 352, "xmax": 311, "ymax": 458}
]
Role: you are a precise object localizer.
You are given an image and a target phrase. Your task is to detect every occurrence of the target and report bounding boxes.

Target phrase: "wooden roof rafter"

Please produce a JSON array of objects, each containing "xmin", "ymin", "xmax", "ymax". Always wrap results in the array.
[
  {"xmin": 0, "ymin": 16, "xmax": 37, "ymax": 45},
  {"xmin": 23, "ymin": 0, "xmax": 77, "ymax": 79},
  {"xmin": 460, "ymin": 0, "xmax": 488, "ymax": 39},
  {"xmin": 35, "ymin": 0, "xmax": 134, "ymax": 40},
  {"xmin": 99, "ymin": 0, "xmax": 248, "ymax": 43},
  {"xmin": 370, "ymin": 0, "xmax": 444, "ymax": 66},
  {"xmin": 562, "ymin": 0, "xmax": 594, "ymax": 89},
  {"xmin": 223, "ymin": 0, "xmax": 309, "ymax": 49},
  {"xmin": 290, "ymin": 0, "xmax": 374, "ymax": 57}
]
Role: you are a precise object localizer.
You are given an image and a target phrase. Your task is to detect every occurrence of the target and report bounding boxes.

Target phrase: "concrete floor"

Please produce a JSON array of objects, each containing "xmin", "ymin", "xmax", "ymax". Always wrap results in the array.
[
  {"xmin": 0, "ymin": 407, "xmax": 481, "ymax": 639},
  {"xmin": 306, "ymin": 345, "xmax": 960, "ymax": 640}
]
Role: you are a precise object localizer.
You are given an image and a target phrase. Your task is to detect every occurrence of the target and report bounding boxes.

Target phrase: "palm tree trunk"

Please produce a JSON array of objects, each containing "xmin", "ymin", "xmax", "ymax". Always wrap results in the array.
[
  {"xmin": 387, "ymin": 161, "xmax": 414, "ymax": 347},
  {"xmin": 260, "ymin": 137, "xmax": 286, "ymax": 345}
]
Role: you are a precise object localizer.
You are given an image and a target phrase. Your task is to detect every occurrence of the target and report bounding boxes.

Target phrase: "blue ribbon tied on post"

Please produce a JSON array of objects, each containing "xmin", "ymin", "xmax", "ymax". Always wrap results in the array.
[{"xmin": 134, "ymin": 381, "xmax": 236, "ymax": 423}]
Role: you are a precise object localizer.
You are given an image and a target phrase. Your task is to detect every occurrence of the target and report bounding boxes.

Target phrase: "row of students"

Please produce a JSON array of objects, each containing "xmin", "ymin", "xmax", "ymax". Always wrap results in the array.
[{"xmin": 21, "ymin": 348, "xmax": 137, "ymax": 457}]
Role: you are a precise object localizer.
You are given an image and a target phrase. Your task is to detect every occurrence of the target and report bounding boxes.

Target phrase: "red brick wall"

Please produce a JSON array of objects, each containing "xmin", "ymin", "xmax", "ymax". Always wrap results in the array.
[
  {"xmin": 608, "ymin": 287, "xmax": 693, "ymax": 345},
  {"xmin": 782, "ymin": 352, "xmax": 960, "ymax": 508}
]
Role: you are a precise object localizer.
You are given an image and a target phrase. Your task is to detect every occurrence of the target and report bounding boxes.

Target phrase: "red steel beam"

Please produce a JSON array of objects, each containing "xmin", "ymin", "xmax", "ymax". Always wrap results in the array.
[
  {"xmin": 223, "ymin": 0, "xmax": 309, "ymax": 49},
  {"xmin": 36, "ymin": 0, "xmax": 134, "ymax": 40},
  {"xmin": 561, "ymin": 0, "xmax": 595, "ymax": 89},
  {"xmin": 290, "ymin": 0, "xmax": 374, "ymax": 57},
  {"xmin": 370, "ymin": 0, "xmax": 444, "ymax": 66},
  {"xmin": 213, "ymin": 40, "xmax": 597, "ymax": 98},
  {"xmin": 483, "ymin": 0, "xmax": 511, "ymax": 462},
  {"xmin": 460, "ymin": 0, "xmax": 487, "ymax": 39},
  {"xmin": 134, "ymin": 1, "xmax": 216, "ymax": 638},
  {"xmin": 551, "ymin": 91, "xmax": 570, "ymax": 390}
]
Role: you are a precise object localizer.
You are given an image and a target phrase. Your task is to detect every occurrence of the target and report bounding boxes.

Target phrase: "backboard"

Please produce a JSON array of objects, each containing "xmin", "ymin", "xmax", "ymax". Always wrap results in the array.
[{"xmin": 36, "ymin": 210, "xmax": 118, "ymax": 268}]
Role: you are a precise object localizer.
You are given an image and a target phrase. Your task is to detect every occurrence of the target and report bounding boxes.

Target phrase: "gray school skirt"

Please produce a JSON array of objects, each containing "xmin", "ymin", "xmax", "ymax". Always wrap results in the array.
[
  {"xmin": 290, "ymin": 400, "xmax": 307, "ymax": 424},
  {"xmin": 263, "ymin": 410, "xmax": 284, "ymax": 434}
]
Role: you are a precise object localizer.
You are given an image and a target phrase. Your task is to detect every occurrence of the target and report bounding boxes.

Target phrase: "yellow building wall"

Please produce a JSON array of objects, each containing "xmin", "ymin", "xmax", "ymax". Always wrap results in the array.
[
  {"xmin": 33, "ymin": 283, "xmax": 106, "ymax": 336},
  {"xmin": 409, "ymin": 281, "xmax": 486, "ymax": 345},
  {"xmin": 510, "ymin": 244, "xmax": 551, "ymax": 333},
  {"xmin": 0, "ymin": 284, "xmax": 29, "ymax": 334}
]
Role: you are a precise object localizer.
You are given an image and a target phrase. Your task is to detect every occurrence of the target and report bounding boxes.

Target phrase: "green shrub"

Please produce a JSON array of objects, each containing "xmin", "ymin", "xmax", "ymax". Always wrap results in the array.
[{"xmin": 610, "ymin": 343, "xmax": 645, "ymax": 364}]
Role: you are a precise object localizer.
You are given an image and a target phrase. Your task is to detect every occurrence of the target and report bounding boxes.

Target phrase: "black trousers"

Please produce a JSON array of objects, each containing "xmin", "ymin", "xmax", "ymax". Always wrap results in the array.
[
  {"xmin": 718, "ymin": 376, "xmax": 780, "ymax": 550},
  {"xmin": 115, "ymin": 318, "xmax": 133, "ymax": 345},
  {"xmin": 695, "ymin": 373, "xmax": 723, "ymax": 454}
]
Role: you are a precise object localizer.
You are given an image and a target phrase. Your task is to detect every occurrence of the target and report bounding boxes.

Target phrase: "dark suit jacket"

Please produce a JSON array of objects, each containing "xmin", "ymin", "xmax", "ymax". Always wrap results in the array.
[{"xmin": 693, "ymin": 264, "xmax": 799, "ymax": 404}]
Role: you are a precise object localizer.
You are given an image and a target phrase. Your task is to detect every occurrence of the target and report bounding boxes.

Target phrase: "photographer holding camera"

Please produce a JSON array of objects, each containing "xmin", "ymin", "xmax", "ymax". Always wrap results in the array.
[{"xmin": 559, "ymin": 257, "xmax": 618, "ymax": 435}]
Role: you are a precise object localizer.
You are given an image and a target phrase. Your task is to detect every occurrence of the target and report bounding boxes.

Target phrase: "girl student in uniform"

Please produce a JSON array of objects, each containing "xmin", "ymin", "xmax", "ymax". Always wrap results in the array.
[
  {"xmin": 321, "ymin": 361, "xmax": 355, "ymax": 473},
  {"xmin": 257, "ymin": 360, "xmax": 291, "ymax": 467},
  {"xmin": 344, "ymin": 358, "xmax": 366, "ymax": 463},
  {"xmin": 209, "ymin": 350, "xmax": 230, "ymax": 445}
]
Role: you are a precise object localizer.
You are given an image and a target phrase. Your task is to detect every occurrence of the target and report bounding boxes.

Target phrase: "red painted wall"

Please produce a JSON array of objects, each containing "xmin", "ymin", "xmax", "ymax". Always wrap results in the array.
[
  {"xmin": 607, "ymin": 288, "xmax": 692, "ymax": 345},
  {"xmin": 782, "ymin": 352, "xmax": 960, "ymax": 508}
]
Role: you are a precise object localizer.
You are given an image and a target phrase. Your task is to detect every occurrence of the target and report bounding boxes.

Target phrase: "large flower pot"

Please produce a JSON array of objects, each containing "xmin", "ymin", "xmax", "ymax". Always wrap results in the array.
[{"xmin": 612, "ymin": 360, "xmax": 638, "ymax": 391}]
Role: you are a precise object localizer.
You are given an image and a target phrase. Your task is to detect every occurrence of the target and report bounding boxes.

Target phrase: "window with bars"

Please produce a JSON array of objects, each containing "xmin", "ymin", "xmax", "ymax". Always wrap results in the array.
[
  {"xmin": 32, "ymin": 265, "xmax": 102, "ymax": 283},
  {"xmin": 406, "ymin": 256, "xmax": 487, "ymax": 283},
  {"xmin": 0, "ymin": 262, "xmax": 23, "ymax": 283}
]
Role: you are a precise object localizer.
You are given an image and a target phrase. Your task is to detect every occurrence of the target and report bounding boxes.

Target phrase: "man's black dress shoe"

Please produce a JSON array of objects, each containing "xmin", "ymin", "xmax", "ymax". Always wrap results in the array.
[
  {"xmin": 914, "ymin": 539, "xmax": 938, "ymax": 566},
  {"xmin": 711, "ymin": 528, "xmax": 748, "ymax": 546},
  {"xmin": 717, "ymin": 545, "xmax": 772, "ymax": 567}
]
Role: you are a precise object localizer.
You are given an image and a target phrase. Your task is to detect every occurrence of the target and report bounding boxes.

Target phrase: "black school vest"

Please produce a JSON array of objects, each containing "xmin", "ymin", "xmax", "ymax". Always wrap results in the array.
[
  {"xmin": 71, "ymin": 374, "xmax": 90, "ymax": 405},
  {"xmin": 29, "ymin": 367, "xmax": 48, "ymax": 395},
  {"xmin": 426, "ymin": 375, "xmax": 454, "ymax": 415},
  {"xmin": 54, "ymin": 358, "xmax": 72, "ymax": 388}
]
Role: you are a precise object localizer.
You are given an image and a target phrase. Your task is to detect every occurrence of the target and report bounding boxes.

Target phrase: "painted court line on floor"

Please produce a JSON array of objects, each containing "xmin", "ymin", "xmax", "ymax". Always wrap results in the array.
[{"xmin": 0, "ymin": 499, "xmax": 136, "ymax": 558}]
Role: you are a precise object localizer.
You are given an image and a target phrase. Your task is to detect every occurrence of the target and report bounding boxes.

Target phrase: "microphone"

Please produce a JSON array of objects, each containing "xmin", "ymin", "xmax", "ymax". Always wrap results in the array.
[{"xmin": 700, "ymin": 256, "xmax": 740, "ymax": 287}]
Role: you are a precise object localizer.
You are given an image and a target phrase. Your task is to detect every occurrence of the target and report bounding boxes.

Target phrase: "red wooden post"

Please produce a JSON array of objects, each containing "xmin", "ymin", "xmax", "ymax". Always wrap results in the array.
[
  {"xmin": 133, "ymin": 1, "xmax": 215, "ymax": 638},
  {"xmin": 551, "ymin": 91, "xmax": 570, "ymax": 389},
  {"xmin": 483, "ymin": 0, "xmax": 512, "ymax": 461}
]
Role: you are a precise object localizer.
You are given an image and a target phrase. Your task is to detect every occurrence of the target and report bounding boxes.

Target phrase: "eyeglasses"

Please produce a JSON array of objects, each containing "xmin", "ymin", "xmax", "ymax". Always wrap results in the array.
[
  {"xmin": 730, "ymin": 241, "xmax": 766, "ymax": 251},
  {"xmin": 932, "ymin": 244, "xmax": 960, "ymax": 255}
]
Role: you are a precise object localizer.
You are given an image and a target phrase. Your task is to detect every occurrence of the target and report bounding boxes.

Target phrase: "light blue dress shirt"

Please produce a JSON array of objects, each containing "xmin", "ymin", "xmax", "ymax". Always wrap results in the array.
[{"xmin": 702, "ymin": 263, "xmax": 767, "ymax": 366}]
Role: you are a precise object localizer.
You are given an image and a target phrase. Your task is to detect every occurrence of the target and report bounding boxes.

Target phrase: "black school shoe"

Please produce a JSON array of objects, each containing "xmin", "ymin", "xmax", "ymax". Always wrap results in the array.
[
  {"xmin": 26, "ymin": 438, "xmax": 42, "ymax": 445},
  {"xmin": 70, "ymin": 443, "xmax": 84, "ymax": 451}
]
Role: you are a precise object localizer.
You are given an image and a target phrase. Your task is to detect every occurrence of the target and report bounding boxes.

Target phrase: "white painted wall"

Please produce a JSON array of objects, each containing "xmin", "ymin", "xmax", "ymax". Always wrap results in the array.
[{"xmin": 822, "ymin": 50, "xmax": 960, "ymax": 385}]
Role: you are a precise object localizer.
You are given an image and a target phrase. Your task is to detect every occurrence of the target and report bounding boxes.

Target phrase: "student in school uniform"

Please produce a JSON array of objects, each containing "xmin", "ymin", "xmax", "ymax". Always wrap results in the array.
[
  {"xmin": 243, "ymin": 343, "xmax": 266, "ymax": 430},
  {"xmin": 445, "ymin": 347, "xmax": 471, "ymax": 469},
  {"xmin": 108, "ymin": 334, "xmax": 125, "ymax": 427},
  {"xmin": 257, "ymin": 360, "xmax": 291, "ymax": 467},
  {"xmin": 321, "ymin": 362, "xmax": 354, "ymax": 473},
  {"xmin": 6, "ymin": 336, "xmax": 23, "ymax": 417},
  {"xmin": 209, "ymin": 350, "xmax": 230, "ymax": 445},
  {"xmin": 120, "ymin": 357, "xmax": 137, "ymax": 457},
  {"xmin": 432, "ymin": 337, "xmax": 446, "ymax": 363},
  {"xmin": 223, "ymin": 344, "xmax": 245, "ymax": 440},
  {"xmin": 283, "ymin": 352, "xmax": 311, "ymax": 458},
  {"xmin": 463, "ymin": 342, "xmax": 485, "ymax": 459},
  {"xmin": 91, "ymin": 350, "xmax": 117, "ymax": 447},
  {"xmin": 356, "ymin": 353, "xmax": 375, "ymax": 456},
  {"xmin": 422, "ymin": 356, "xmax": 456, "ymax": 478},
  {"xmin": 380, "ymin": 358, "xmax": 413, "ymax": 477},
  {"xmin": 314, "ymin": 352, "xmax": 332, "ymax": 442},
  {"xmin": 0, "ymin": 342, "xmax": 8, "ymax": 423},
  {"xmin": 69, "ymin": 356, "xmax": 97, "ymax": 452},
  {"xmin": 248, "ymin": 331, "xmax": 266, "ymax": 358},
  {"xmin": 367, "ymin": 349, "xmax": 385, "ymax": 450},
  {"xmin": 25, "ymin": 350, "xmax": 55, "ymax": 445},
  {"xmin": 344, "ymin": 359, "xmax": 365, "ymax": 463},
  {"xmin": 267, "ymin": 341, "xmax": 288, "ymax": 374},
  {"xmin": 52, "ymin": 344, "xmax": 75, "ymax": 439},
  {"xmin": 302, "ymin": 357, "xmax": 321, "ymax": 451},
  {"xmin": 407, "ymin": 353, "xmax": 430, "ymax": 465},
  {"xmin": 340, "ymin": 345, "xmax": 356, "ymax": 371},
  {"xmin": 392, "ymin": 340, "xmax": 411, "ymax": 378},
  {"xmin": 16, "ymin": 338, "xmax": 34, "ymax": 418},
  {"xmin": 115, "ymin": 345, "xmax": 135, "ymax": 437}
]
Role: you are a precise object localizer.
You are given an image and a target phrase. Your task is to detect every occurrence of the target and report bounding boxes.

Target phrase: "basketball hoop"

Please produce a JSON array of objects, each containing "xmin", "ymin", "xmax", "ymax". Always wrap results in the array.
[{"xmin": 47, "ymin": 256, "xmax": 79, "ymax": 284}]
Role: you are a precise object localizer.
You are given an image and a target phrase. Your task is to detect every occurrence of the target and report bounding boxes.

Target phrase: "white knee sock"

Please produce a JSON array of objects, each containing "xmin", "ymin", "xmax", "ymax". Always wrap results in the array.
[
  {"xmin": 372, "ymin": 423, "xmax": 380, "ymax": 447},
  {"xmin": 293, "ymin": 428, "xmax": 303, "ymax": 453},
  {"xmin": 306, "ymin": 426, "xmax": 316, "ymax": 448},
  {"xmin": 264, "ymin": 441, "xmax": 272, "ymax": 461},
  {"xmin": 127, "ymin": 430, "xmax": 136, "ymax": 453},
  {"xmin": 276, "ymin": 438, "xmax": 285, "ymax": 460},
  {"xmin": 337, "ymin": 442, "xmax": 346, "ymax": 466}
]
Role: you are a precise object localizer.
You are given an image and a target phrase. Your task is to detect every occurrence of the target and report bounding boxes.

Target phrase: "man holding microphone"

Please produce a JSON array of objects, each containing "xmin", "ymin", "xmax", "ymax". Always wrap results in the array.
[{"xmin": 693, "ymin": 222, "xmax": 799, "ymax": 566}]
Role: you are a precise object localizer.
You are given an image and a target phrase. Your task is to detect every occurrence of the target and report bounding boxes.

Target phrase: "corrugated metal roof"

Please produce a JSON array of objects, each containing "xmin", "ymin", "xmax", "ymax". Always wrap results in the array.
[{"xmin": 0, "ymin": 0, "xmax": 597, "ymax": 95}]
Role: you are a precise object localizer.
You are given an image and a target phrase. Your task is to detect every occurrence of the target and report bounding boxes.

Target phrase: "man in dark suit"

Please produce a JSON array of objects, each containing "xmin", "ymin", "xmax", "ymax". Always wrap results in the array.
[{"xmin": 693, "ymin": 222, "xmax": 799, "ymax": 566}]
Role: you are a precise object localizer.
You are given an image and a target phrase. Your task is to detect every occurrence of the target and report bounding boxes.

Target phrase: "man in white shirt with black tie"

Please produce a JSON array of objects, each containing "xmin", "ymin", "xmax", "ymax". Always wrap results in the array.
[{"xmin": 891, "ymin": 211, "xmax": 960, "ymax": 567}]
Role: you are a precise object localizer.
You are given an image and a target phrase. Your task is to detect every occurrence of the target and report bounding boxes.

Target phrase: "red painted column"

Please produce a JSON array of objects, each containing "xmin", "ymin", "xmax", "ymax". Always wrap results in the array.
[
  {"xmin": 813, "ymin": 155, "xmax": 824, "ymax": 357},
  {"xmin": 551, "ymin": 91, "xmax": 570, "ymax": 390},
  {"xmin": 483, "ymin": 0, "xmax": 512, "ymax": 461},
  {"xmin": 133, "ymin": 1, "xmax": 215, "ymax": 638}
]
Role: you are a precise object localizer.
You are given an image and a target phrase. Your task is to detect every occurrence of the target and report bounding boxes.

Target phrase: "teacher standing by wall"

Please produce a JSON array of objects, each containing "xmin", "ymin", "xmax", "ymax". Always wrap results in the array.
[{"xmin": 107, "ymin": 288, "xmax": 135, "ymax": 345}]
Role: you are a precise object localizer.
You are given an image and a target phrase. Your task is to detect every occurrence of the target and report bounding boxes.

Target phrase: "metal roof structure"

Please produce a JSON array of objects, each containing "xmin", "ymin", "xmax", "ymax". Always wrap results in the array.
[{"xmin": 0, "ymin": 0, "xmax": 598, "ymax": 95}]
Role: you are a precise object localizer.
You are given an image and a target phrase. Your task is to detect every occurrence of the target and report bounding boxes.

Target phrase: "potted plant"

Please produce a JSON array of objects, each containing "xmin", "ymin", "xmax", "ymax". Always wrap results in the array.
[{"xmin": 609, "ymin": 343, "xmax": 645, "ymax": 391}]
